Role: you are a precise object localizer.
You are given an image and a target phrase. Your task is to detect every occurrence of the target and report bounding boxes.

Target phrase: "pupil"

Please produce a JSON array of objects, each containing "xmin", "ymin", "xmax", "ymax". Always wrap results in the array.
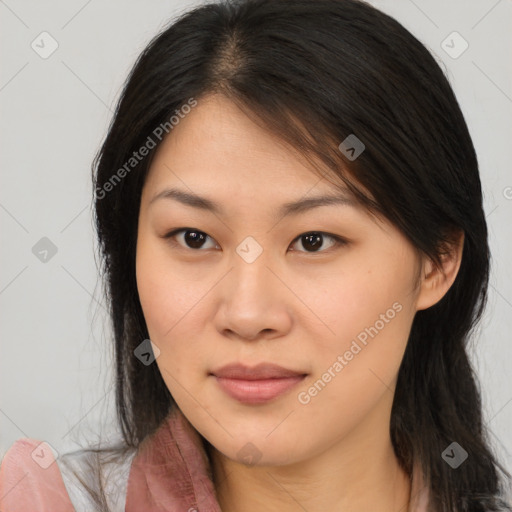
[
  {"xmin": 303, "ymin": 233, "xmax": 322, "ymax": 252},
  {"xmin": 185, "ymin": 230, "xmax": 205, "ymax": 248}
]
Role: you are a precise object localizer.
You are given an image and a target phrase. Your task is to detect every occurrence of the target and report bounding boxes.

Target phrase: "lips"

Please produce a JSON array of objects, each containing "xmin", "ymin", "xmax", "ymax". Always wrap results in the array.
[
  {"xmin": 210, "ymin": 362, "xmax": 307, "ymax": 380},
  {"xmin": 210, "ymin": 363, "xmax": 308, "ymax": 404}
]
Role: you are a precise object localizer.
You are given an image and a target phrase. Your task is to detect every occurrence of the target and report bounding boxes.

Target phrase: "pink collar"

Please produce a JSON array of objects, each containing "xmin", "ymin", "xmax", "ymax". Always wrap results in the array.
[{"xmin": 125, "ymin": 406, "xmax": 221, "ymax": 512}]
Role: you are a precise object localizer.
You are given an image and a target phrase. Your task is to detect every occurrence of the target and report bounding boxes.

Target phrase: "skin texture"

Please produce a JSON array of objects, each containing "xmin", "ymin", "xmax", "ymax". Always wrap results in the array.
[{"xmin": 136, "ymin": 94, "xmax": 463, "ymax": 512}]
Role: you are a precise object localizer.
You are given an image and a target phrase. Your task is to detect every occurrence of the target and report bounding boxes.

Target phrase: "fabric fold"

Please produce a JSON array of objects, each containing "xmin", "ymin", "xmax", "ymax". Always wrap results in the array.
[{"xmin": 125, "ymin": 407, "xmax": 222, "ymax": 512}]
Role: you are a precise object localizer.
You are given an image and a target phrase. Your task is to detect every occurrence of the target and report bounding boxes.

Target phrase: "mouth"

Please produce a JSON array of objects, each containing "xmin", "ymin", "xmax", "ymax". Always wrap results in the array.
[{"xmin": 210, "ymin": 362, "xmax": 308, "ymax": 404}]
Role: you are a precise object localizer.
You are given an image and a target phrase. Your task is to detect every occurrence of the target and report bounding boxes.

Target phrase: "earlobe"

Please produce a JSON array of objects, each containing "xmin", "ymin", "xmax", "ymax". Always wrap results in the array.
[{"xmin": 415, "ymin": 231, "xmax": 464, "ymax": 311}]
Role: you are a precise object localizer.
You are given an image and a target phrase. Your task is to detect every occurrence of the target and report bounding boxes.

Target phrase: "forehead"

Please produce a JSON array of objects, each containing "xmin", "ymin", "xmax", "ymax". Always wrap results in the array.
[{"xmin": 144, "ymin": 94, "xmax": 351, "ymax": 203}]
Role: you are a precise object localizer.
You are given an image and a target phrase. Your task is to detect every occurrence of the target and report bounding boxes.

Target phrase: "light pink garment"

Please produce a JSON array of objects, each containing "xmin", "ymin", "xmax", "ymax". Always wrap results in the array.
[
  {"xmin": 0, "ymin": 406, "xmax": 429, "ymax": 511},
  {"xmin": 0, "ymin": 438, "xmax": 75, "ymax": 512}
]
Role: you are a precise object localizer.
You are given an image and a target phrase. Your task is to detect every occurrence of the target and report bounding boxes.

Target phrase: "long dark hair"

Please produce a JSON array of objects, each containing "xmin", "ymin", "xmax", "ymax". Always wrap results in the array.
[{"xmin": 76, "ymin": 0, "xmax": 512, "ymax": 510}]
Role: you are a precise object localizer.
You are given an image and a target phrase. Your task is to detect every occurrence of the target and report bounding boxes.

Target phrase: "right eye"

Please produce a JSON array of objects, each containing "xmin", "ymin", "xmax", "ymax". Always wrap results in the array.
[{"xmin": 163, "ymin": 228, "xmax": 219, "ymax": 251}]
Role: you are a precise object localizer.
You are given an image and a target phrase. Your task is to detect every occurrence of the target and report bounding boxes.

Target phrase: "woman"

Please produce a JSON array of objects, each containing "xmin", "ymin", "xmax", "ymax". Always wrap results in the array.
[{"xmin": 1, "ymin": 0, "xmax": 510, "ymax": 510}]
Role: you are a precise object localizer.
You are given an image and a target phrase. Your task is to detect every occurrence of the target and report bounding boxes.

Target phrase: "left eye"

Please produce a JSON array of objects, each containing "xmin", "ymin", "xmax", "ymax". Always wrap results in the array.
[
  {"xmin": 163, "ymin": 229, "xmax": 346, "ymax": 253},
  {"xmin": 290, "ymin": 232, "xmax": 346, "ymax": 253}
]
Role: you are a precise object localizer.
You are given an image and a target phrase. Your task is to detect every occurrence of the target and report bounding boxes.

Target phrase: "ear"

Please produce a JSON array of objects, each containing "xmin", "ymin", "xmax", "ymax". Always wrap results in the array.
[{"xmin": 415, "ymin": 230, "xmax": 465, "ymax": 311}]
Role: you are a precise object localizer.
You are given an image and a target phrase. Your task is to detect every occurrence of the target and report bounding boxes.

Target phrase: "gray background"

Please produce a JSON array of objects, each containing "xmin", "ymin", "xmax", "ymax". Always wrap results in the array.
[{"xmin": 1, "ymin": 0, "xmax": 511, "ymax": 477}]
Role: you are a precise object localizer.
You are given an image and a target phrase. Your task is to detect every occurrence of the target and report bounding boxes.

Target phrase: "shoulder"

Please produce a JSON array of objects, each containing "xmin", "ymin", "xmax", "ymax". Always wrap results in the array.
[
  {"xmin": 1, "ymin": 438, "xmax": 137, "ymax": 512},
  {"xmin": 0, "ymin": 438, "xmax": 74, "ymax": 512}
]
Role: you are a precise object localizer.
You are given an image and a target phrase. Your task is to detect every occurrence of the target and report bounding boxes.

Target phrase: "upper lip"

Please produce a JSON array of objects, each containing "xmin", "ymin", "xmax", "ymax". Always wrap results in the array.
[{"xmin": 211, "ymin": 363, "xmax": 307, "ymax": 380}]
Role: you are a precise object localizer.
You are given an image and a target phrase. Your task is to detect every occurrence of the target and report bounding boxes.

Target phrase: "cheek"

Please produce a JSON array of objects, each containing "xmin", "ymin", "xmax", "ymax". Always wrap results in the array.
[
  {"xmin": 136, "ymin": 252, "xmax": 171, "ymax": 337},
  {"xmin": 296, "ymin": 251, "xmax": 418, "ymax": 403},
  {"xmin": 135, "ymin": 240, "xmax": 213, "ymax": 385},
  {"xmin": 300, "ymin": 263, "xmax": 414, "ymax": 349},
  {"xmin": 136, "ymin": 263, "xmax": 199, "ymax": 397},
  {"xmin": 136, "ymin": 238, "xmax": 195, "ymax": 336},
  {"xmin": 292, "ymin": 274, "xmax": 415, "ymax": 439}
]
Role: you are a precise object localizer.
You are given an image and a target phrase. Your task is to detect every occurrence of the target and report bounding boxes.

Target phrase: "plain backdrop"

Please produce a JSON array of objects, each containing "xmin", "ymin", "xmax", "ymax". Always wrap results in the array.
[{"xmin": 1, "ymin": 0, "xmax": 511, "ymax": 478}]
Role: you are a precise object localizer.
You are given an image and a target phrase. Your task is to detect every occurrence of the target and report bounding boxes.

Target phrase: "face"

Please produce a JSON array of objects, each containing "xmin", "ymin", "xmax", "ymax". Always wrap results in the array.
[{"xmin": 136, "ymin": 93, "xmax": 425, "ymax": 467}]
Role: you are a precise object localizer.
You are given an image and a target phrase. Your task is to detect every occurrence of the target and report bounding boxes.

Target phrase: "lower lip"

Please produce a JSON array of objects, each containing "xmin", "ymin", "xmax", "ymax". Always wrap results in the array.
[{"xmin": 213, "ymin": 375, "xmax": 306, "ymax": 404}]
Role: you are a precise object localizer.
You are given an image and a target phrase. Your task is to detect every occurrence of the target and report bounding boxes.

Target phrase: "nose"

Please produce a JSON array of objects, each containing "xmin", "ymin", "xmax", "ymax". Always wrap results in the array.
[{"xmin": 214, "ymin": 254, "xmax": 293, "ymax": 342}]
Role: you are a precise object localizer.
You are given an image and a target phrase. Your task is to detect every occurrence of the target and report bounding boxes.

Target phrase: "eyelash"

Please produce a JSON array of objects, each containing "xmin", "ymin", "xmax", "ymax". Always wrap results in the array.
[{"xmin": 162, "ymin": 228, "xmax": 348, "ymax": 254}]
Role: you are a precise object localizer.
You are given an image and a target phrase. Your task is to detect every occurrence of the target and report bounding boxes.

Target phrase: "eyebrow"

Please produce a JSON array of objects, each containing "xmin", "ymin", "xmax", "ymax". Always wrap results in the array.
[{"xmin": 149, "ymin": 187, "xmax": 357, "ymax": 218}]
